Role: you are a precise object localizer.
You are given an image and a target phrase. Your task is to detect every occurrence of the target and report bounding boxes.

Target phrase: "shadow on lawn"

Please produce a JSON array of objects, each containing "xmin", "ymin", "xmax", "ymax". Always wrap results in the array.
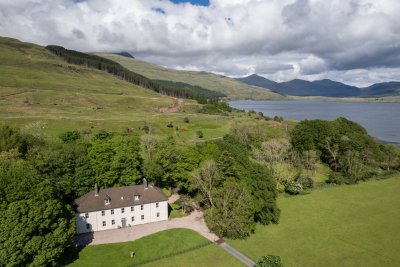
[{"xmin": 60, "ymin": 232, "xmax": 94, "ymax": 266}]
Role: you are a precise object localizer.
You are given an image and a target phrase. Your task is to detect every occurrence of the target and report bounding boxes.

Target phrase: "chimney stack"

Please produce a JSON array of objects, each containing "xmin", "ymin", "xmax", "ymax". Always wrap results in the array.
[
  {"xmin": 94, "ymin": 183, "xmax": 99, "ymax": 196},
  {"xmin": 143, "ymin": 178, "xmax": 148, "ymax": 189}
]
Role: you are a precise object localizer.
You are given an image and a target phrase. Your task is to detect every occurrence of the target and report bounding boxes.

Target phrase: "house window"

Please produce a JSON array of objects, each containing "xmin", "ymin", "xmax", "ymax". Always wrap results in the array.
[
  {"xmin": 156, "ymin": 202, "xmax": 159, "ymax": 208},
  {"xmin": 121, "ymin": 208, "xmax": 125, "ymax": 213},
  {"xmin": 105, "ymin": 199, "xmax": 110, "ymax": 205},
  {"xmin": 141, "ymin": 205, "xmax": 144, "ymax": 210},
  {"xmin": 101, "ymin": 211, "xmax": 105, "ymax": 216},
  {"xmin": 131, "ymin": 216, "xmax": 135, "ymax": 222},
  {"xmin": 112, "ymin": 220, "xmax": 115, "ymax": 225},
  {"xmin": 85, "ymin": 213, "xmax": 89, "ymax": 219},
  {"xmin": 86, "ymin": 224, "xmax": 90, "ymax": 229},
  {"xmin": 157, "ymin": 212, "xmax": 160, "ymax": 217},
  {"xmin": 102, "ymin": 221, "xmax": 106, "ymax": 227},
  {"xmin": 131, "ymin": 206, "xmax": 134, "ymax": 212},
  {"xmin": 141, "ymin": 215, "xmax": 144, "ymax": 220},
  {"xmin": 111, "ymin": 209, "xmax": 114, "ymax": 215}
]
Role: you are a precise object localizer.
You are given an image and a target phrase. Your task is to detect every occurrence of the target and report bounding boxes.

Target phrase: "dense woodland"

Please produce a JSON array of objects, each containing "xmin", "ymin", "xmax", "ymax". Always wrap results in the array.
[
  {"xmin": 153, "ymin": 80, "xmax": 226, "ymax": 100},
  {"xmin": 46, "ymin": 46, "xmax": 222, "ymax": 102},
  {"xmin": 0, "ymin": 115, "xmax": 399, "ymax": 266}
]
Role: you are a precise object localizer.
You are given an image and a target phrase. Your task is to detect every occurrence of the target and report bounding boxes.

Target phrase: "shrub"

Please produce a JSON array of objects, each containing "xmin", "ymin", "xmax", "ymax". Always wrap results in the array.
[
  {"xmin": 273, "ymin": 116, "xmax": 283, "ymax": 122},
  {"xmin": 285, "ymin": 181, "xmax": 303, "ymax": 195},
  {"xmin": 297, "ymin": 176, "xmax": 314, "ymax": 189},
  {"xmin": 327, "ymin": 172, "xmax": 347, "ymax": 185},
  {"xmin": 94, "ymin": 130, "xmax": 113, "ymax": 140},
  {"xmin": 184, "ymin": 117, "xmax": 190, "ymax": 123},
  {"xmin": 255, "ymin": 255, "xmax": 283, "ymax": 267},
  {"xmin": 167, "ymin": 122, "xmax": 174, "ymax": 128},
  {"xmin": 175, "ymin": 195, "xmax": 194, "ymax": 214},
  {"xmin": 196, "ymin": 131, "xmax": 204, "ymax": 138},
  {"xmin": 58, "ymin": 131, "xmax": 81, "ymax": 143}
]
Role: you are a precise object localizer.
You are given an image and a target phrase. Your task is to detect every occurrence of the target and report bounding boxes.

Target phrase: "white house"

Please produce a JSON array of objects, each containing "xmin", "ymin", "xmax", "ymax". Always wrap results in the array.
[{"xmin": 75, "ymin": 179, "xmax": 168, "ymax": 234}]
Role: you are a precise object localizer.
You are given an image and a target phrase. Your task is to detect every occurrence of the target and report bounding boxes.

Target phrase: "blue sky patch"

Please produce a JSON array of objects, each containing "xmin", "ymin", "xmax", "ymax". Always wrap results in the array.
[
  {"xmin": 169, "ymin": 0, "xmax": 210, "ymax": 6},
  {"xmin": 152, "ymin": 7, "xmax": 166, "ymax": 15}
]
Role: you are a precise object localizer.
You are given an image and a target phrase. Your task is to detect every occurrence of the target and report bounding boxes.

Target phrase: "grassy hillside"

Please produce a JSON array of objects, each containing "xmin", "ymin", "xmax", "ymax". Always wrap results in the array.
[
  {"xmin": 65, "ymin": 229, "xmax": 242, "ymax": 267},
  {"xmin": 96, "ymin": 53, "xmax": 285, "ymax": 100},
  {"xmin": 0, "ymin": 37, "xmax": 242, "ymax": 140},
  {"xmin": 228, "ymin": 175, "xmax": 400, "ymax": 267}
]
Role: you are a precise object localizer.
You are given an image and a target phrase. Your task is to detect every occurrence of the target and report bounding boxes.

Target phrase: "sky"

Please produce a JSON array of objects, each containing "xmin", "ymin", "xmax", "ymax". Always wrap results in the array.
[{"xmin": 0, "ymin": 0, "xmax": 399, "ymax": 86}]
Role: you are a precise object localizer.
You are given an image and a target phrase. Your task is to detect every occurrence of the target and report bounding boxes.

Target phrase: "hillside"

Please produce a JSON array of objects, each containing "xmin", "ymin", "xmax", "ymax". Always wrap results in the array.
[
  {"xmin": 95, "ymin": 53, "xmax": 285, "ymax": 100},
  {"xmin": 236, "ymin": 74, "xmax": 283, "ymax": 93},
  {"xmin": 361, "ymin": 82, "xmax": 400, "ymax": 97},
  {"xmin": 0, "ymin": 37, "xmax": 242, "ymax": 141},
  {"xmin": 237, "ymin": 74, "xmax": 400, "ymax": 98},
  {"xmin": 0, "ymin": 37, "xmax": 173, "ymax": 121},
  {"xmin": 280, "ymin": 79, "xmax": 360, "ymax": 97}
]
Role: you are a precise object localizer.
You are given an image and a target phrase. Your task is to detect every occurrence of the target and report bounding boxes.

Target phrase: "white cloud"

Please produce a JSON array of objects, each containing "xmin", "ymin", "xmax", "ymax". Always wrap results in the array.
[{"xmin": 0, "ymin": 0, "xmax": 400, "ymax": 85}]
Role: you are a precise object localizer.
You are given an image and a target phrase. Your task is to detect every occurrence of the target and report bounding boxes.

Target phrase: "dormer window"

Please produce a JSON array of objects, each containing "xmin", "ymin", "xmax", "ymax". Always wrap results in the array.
[
  {"xmin": 134, "ymin": 193, "xmax": 140, "ymax": 201},
  {"xmin": 104, "ymin": 195, "xmax": 111, "ymax": 205}
]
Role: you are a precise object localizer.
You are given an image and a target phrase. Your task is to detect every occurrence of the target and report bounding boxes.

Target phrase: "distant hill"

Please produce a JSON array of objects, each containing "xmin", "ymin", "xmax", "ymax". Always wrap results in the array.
[
  {"xmin": 236, "ymin": 74, "xmax": 400, "ymax": 98},
  {"xmin": 95, "ymin": 53, "xmax": 285, "ymax": 100},
  {"xmin": 114, "ymin": 51, "xmax": 134, "ymax": 58},
  {"xmin": 280, "ymin": 79, "xmax": 360, "ymax": 97},
  {"xmin": 236, "ymin": 74, "xmax": 283, "ymax": 93},
  {"xmin": 361, "ymin": 82, "xmax": 400, "ymax": 97}
]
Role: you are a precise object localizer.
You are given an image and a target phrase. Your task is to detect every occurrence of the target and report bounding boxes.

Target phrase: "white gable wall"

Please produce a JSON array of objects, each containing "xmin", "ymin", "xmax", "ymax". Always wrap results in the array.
[{"xmin": 76, "ymin": 200, "xmax": 168, "ymax": 234}]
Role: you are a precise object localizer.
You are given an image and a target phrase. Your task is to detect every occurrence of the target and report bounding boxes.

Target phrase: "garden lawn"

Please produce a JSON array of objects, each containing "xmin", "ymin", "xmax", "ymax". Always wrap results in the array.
[
  {"xmin": 228, "ymin": 175, "xmax": 400, "ymax": 267},
  {"xmin": 66, "ymin": 228, "xmax": 243, "ymax": 267}
]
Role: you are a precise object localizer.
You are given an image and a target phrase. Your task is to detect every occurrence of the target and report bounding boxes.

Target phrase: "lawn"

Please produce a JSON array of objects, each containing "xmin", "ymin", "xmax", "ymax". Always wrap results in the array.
[
  {"xmin": 228, "ymin": 175, "xmax": 400, "ymax": 267},
  {"xmin": 65, "ymin": 228, "xmax": 243, "ymax": 267}
]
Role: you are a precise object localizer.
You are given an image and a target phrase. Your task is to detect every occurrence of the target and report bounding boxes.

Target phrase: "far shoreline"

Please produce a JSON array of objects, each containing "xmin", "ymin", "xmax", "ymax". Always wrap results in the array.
[{"xmin": 228, "ymin": 96, "xmax": 400, "ymax": 103}]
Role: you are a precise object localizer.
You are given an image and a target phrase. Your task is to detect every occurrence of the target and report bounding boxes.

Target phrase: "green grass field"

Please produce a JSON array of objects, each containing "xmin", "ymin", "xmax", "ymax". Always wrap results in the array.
[
  {"xmin": 228, "ymin": 175, "xmax": 400, "ymax": 267},
  {"xmin": 65, "ymin": 229, "xmax": 242, "ymax": 267},
  {"xmin": 0, "ymin": 37, "xmax": 247, "ymax": 142},
  {"xmin": 96, "ymin": 53, "xmax": 285, "ymax": 100}
]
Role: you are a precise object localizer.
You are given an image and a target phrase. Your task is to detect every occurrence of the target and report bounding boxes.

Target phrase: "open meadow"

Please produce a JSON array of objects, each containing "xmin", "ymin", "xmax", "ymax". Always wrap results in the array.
[{"xmin": 228, "ymin": 175, "xmax": 400, "ymax": 267}]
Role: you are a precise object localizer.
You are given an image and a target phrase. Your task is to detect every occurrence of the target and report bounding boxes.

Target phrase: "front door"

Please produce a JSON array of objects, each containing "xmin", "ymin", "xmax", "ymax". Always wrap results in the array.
[{"xmin": 121, "ymin": 218, "xmax": 127, "ymax": 227}]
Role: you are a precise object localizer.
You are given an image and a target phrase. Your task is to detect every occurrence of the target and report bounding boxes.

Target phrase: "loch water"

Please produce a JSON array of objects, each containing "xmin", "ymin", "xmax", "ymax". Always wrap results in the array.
[{"xmin": 229, "ymin": 100, "xmax": 400, "ymax": 146}]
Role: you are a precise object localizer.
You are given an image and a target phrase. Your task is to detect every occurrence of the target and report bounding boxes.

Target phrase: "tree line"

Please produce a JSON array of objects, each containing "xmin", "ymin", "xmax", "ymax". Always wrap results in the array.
[
  {"xmin": 0, "ymin": 123, "xmax": 280, "ymax": 266},
  {"xmin": 45, "ymin": 45, "xmax": 222, "ymax": 102},
  {"xmin": 231, "ymin": 114, "xmax": 400, "ymax": 195},
  {"xmin": 1, "ymin": 116, "xmax": 398, "ymax": 266}
]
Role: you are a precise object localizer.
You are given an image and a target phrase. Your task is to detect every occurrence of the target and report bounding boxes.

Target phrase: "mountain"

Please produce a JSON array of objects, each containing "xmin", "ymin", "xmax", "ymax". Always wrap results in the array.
[
  {"xmin": 114, "ymin": 51, "xmax": 135, "ymax": 58},
  {"xmin": 280, "ymin": 79, "xmax": 361, "ymax": 97},
  {"xmin": 236, "ymin": 74, "xmax": 400, "ymax": 98},
  {"xmin": 235, "ymin": 74, "xmax": 283, "ymax": 93},
  {"xmin": 95, "ymin": 53, "xmax": 285, "ymax": 100},
  {"xmin": 361, "ymin": 82, "xmax": 400, "ymax": 97}
]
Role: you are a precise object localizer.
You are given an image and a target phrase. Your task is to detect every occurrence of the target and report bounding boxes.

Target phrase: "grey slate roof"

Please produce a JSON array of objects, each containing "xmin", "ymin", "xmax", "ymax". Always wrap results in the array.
[{"xmin": 75, "ymin": 184, "xmax": 168, "ymax": 213}]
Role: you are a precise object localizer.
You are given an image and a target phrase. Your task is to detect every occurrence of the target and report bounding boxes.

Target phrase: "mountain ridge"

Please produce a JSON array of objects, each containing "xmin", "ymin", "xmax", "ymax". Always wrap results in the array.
[
  {"xmin": 236, "ymin": 74, "xmax": 400, "ymax": 98},
  {"xmin": 95, "ymin": 53, "xmax": 285, "ymax": 100}
]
